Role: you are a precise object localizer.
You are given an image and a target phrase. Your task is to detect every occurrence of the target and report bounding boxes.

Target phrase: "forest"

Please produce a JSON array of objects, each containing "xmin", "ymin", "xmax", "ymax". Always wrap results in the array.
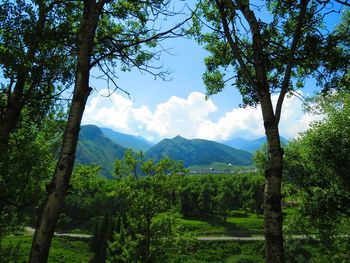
[{"xmin": 0, "ymin": 0, "xmax": 349, "ymax": 263}]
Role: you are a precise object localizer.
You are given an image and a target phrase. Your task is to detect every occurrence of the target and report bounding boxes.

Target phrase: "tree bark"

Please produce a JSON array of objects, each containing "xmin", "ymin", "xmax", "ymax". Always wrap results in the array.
[
  {"xmin": 238, "ymin": 3, "xmax": 285, "ymax": 260},
  {"xmin": 28, "ymin": 1, "xmax": 104, "ymax": 262},
  {"xmin": 260, "ymin": 92, "xmax": 284, "ymax": 263}
]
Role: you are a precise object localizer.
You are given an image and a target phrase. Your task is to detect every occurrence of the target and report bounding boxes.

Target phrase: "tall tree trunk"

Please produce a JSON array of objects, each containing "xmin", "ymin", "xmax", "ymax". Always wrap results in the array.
[
  {"xmin": 215, "ymin": 1, "xmax": 308, "ymax": 261},
  {"xmin": 28, "ymin": 1, "xmax": 104, "ymax": 262},
  {"xmin": 260, "ymin": 93, "xmax": 284, "ymax": 263}
]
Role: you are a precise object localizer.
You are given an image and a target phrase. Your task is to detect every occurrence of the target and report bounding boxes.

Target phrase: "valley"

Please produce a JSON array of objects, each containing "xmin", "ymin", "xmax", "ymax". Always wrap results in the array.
[{"xmin": 76, "ymin": 125, "xmax": 270, "ymax": 177}]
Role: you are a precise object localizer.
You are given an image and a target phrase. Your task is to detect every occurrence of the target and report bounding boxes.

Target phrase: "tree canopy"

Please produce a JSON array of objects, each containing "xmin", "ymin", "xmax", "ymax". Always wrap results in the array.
[
  {"xmin": 191, "ymin": 1, "xmax": 349, "ymax": 262},
  {"xmin": 284, "ymin": 92, "xmax": 350, "ymax": 242}
]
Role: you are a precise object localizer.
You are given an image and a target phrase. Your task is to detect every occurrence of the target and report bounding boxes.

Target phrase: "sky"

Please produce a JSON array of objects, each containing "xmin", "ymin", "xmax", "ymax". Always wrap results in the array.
[{"xmin": 81, "ymin": 1, "xmax": 343, "ymax": 143}]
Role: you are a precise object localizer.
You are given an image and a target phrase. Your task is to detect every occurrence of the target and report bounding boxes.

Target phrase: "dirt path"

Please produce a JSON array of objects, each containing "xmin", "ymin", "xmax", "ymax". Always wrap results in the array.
[
  {"xmin": 25, "ymin": 227, "xmax": 348, "ymax": 241},
  {"xmin": 25, "ymin": 227, "xmax": 91, "ymax": 239}
]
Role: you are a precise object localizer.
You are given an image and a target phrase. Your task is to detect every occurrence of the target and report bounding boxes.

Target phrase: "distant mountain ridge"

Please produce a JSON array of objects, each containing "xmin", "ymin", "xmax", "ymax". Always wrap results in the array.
[
  {"xmin": 223, "ymin": 136, "xmax": 289, "ymax": 152},
  {"xmin": 76, "ymin": 125, "xmax": 126, "ymax": 177},
  {"xmin": 145, "ymin": 135, "xmax": 252, "ymax": 167},
  {"xmin": 76, "ymin": 125, "xmax": 284, "ymax": 177},
  {"xmin": 100, "ymin": 127, "xmax": 153, "ymax": 151}
]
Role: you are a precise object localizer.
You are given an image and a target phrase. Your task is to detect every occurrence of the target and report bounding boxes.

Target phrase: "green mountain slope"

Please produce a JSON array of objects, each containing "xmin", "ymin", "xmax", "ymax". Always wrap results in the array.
[
  {"xmin": 76, "ymin": 125, "xmax": 126, "ymax": 177},
  {"xmin": 145, "ymin": 136, "xmax": 252, "ymax": 167},
  {"xmin": 100, "ymin": 127, "xmax": 153, "ymax": 151}
]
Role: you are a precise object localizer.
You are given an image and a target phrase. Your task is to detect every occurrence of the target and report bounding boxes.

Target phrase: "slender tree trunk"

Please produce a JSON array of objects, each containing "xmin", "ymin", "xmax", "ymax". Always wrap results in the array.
[
  {"xmin": 260, "ymin": 93, "xmax": 284, "ymax": 263},
  {"xmin": 28, "ymin": 1, "xmax": 104, "ymax": 262},
  {"xmin": 0, "ymin": 75, "xmax": 26, "ymax": 155},
  {"xmin": 0, "ymin": 1, "xmax": 46, "ymax": 158}
]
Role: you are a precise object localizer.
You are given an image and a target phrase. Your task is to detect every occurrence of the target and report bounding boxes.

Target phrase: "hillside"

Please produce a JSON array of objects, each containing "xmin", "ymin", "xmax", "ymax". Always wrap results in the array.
[
  {"xmin": 100, "ymin": 127, "xmax": 153, "ymax": 151},
  {"xmin": 223, "ymin": 136, "xmax": 289, "ymax": 152},
  {"xmin": 76, "ymin": 125, "xmax": 126, "ymax": 177},
  {"xmin": 145, "ymin": 136, "xmax": 252, "ymax": 167}
]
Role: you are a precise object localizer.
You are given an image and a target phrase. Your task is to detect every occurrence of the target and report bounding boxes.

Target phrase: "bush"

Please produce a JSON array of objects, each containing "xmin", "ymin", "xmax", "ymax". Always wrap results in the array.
[{"xmin": 226, "ymin": 254, "xmax": 264, "ymax": 263}]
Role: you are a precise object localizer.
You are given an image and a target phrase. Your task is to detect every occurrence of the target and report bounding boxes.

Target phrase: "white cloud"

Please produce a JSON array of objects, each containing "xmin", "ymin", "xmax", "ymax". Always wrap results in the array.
[
  {"xmin": 82, "ymin": 90, "xmax": 321, "ymax": 142},
  {"xmin": 146, "ymin": 92, "xmax": 217, "ymax": 138}
]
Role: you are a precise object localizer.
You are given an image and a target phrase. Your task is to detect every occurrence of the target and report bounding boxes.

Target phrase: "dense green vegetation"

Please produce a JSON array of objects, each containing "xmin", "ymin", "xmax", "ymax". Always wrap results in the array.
[
  {"xmin": 1, "ymin": 234, "xmax": 92, "ymax": 263},
  {"xmin": 0, "ymin": 113, "xmax": 64, "ymax": 236},
  {"xmin": 56, "ymin": 146, "xmax": 350, "ymax": 261},
  {"xmin": 283, "ymin": 93, "xmax": 350, "ymax": 247}
]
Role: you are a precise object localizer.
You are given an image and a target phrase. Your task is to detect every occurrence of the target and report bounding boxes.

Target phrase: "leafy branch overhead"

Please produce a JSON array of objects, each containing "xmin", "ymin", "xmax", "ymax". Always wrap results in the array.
[{"xmin": 193, "ymin": 0, "xmax": 349, "ymax": 108}]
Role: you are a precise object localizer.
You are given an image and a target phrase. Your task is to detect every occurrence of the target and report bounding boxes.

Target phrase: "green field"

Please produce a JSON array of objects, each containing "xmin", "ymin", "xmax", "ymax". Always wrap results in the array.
[
  {"xmin": 0, "ymin": 212, "xmax": 265, "ymax": 263},
  {"xmin": 178, "ymin": 211, "xmax": 264, "ymax": 237},
  {"xmin": 1, "ymin": 234, "xmax": 92, "ymax": 263},
  {"xmin": 2, "ymin": 208, "xmax": 349, "ymax": 262}
]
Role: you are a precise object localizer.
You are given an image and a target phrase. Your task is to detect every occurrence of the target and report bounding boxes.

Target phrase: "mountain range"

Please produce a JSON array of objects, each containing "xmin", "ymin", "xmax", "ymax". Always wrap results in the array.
[
  {"xmin": 100, "ymin": 127, "xmax": 153, "ymax": 151},
  {"xmin": 222, "ymin": 136, "xmax": 288, "ymax": 152},
  {"xmin": 76, "ymin": 125, "xmax": 287, "ymax": 177},
  {"xmin": 76, "ymin": 125, "xmax": 126, "ymax": 177},
  {"xmin": 146, "ymin": 135, "xmax": 252, "ymax": 167}
]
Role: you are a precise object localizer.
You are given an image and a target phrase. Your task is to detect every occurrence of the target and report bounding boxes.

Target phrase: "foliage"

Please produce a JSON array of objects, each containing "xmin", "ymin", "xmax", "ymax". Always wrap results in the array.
[
  {"xmin": 108, "ymin": 151, "xmax": 188, "ymax": 262},
  {"xmin": 192, "ymin": 1, "xmax": 349, "ymax": 106},
  {"xmin": 179, "ymin": 173, "xmax": 264, "ymax": 218},
  {"xmin": 190, "ymin": 2, "xmax": 350, "ymax": 260},
  {"xmin": 0, "ymin": 113, "xmax": 65, "ymax": 236},
  {"xmin": 284, "ymin": 92, "xmax": 350, "ymax": 249},
  {"xmin": 226, "ymin": 255, "xmax": 264, "ymax": 263},
  {"xmin": 59, "ymin": 164, "xmax": 113, "ymax": 231},
  {"xmin": 0, "ymin": 0, "xmax": 76, "ymax": 136},
  {"xmin": 90, "ymin": 212, "xmax": 115, "ymax": 263}
]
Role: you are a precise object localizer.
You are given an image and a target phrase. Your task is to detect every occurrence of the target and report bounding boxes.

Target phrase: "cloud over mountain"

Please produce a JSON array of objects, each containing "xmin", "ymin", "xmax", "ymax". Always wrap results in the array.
[{"xmin": 82, "ymin": 89, "xmax": 321, "ymax": 142}]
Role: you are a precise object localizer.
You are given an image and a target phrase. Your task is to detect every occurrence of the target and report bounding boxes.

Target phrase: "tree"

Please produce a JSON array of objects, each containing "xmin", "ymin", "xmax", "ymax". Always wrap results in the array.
[
  {"xmin": 59, "ymin": 165, "xmax": 111, "ymax": 228},
  {"xmin": 29, "ymin": 1, "xmax": 188, "ymax": 261},
  {"xmin": 284, "ymin": 92, "xmax": 350, "ymax": 248},
  {"xmin": 192, "ymin": 1, "xmax": 349, "ymax": 262},
  {"xmin": 90, "ymin": 212, "xmax": 115, "ymax": 263},
  {"xmin": 0, "ymin": 0, "xmax": 76, "ymax": 157},
  {"xmin": 215, "ymin": 184, "xmax": 234, "ymax": 222},
  {"xmin": 108, "ymin": 151, "xmax": 186, "ymax": 263},
  {"xmin": 0, "ymin": 111, "xmax": 65, "ymax": 237}
]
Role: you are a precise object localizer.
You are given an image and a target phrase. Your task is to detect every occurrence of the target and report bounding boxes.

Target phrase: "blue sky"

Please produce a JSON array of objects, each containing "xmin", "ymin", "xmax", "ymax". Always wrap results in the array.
[{"xmin": 82, "ymin": 1, "xmax": 344, "ymax": 143}]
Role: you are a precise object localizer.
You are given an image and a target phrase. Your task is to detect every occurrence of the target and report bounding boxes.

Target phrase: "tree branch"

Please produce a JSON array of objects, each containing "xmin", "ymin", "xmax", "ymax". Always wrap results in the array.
[
  {"xmin": 90, "ymin": 16, "xmax": 191, "ymax": 68},
  {"xmin": 275, "ymin": 0, "xmax": 309, "ymax": 125},
  {"xmin": 238, "ymin": 0, "xmax": 269, "ymax": 93},
  {"xmin": 215, "ymin": 0, "xmax": 258, "ymax": 91}
]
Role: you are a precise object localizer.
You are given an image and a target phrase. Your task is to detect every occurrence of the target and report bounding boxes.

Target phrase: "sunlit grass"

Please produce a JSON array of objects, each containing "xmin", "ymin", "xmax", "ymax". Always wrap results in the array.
[
  {"xmin": 178, "ymin": 211, "xmax": 265, "ymax": 237},
  {"xmin": 1, "ymin": 234, "xmax": 92, "ymax": 262}
]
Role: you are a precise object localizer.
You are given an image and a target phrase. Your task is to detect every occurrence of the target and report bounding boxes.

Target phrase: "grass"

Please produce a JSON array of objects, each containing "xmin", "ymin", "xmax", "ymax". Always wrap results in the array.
[
  {"xmin": 1, "ymin": 233, "xmax": 92, "ymax": 263},
  {"xmin": 178, "ymin": 211, "xmax": 264, "ymax": 237},
  {"xmin": 168, "ymin": 240, "xmax": 265, "ymax": 263},
  {"xmin": 2, "ymin": 207, "xmax": 348, "ymax": 262}
]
